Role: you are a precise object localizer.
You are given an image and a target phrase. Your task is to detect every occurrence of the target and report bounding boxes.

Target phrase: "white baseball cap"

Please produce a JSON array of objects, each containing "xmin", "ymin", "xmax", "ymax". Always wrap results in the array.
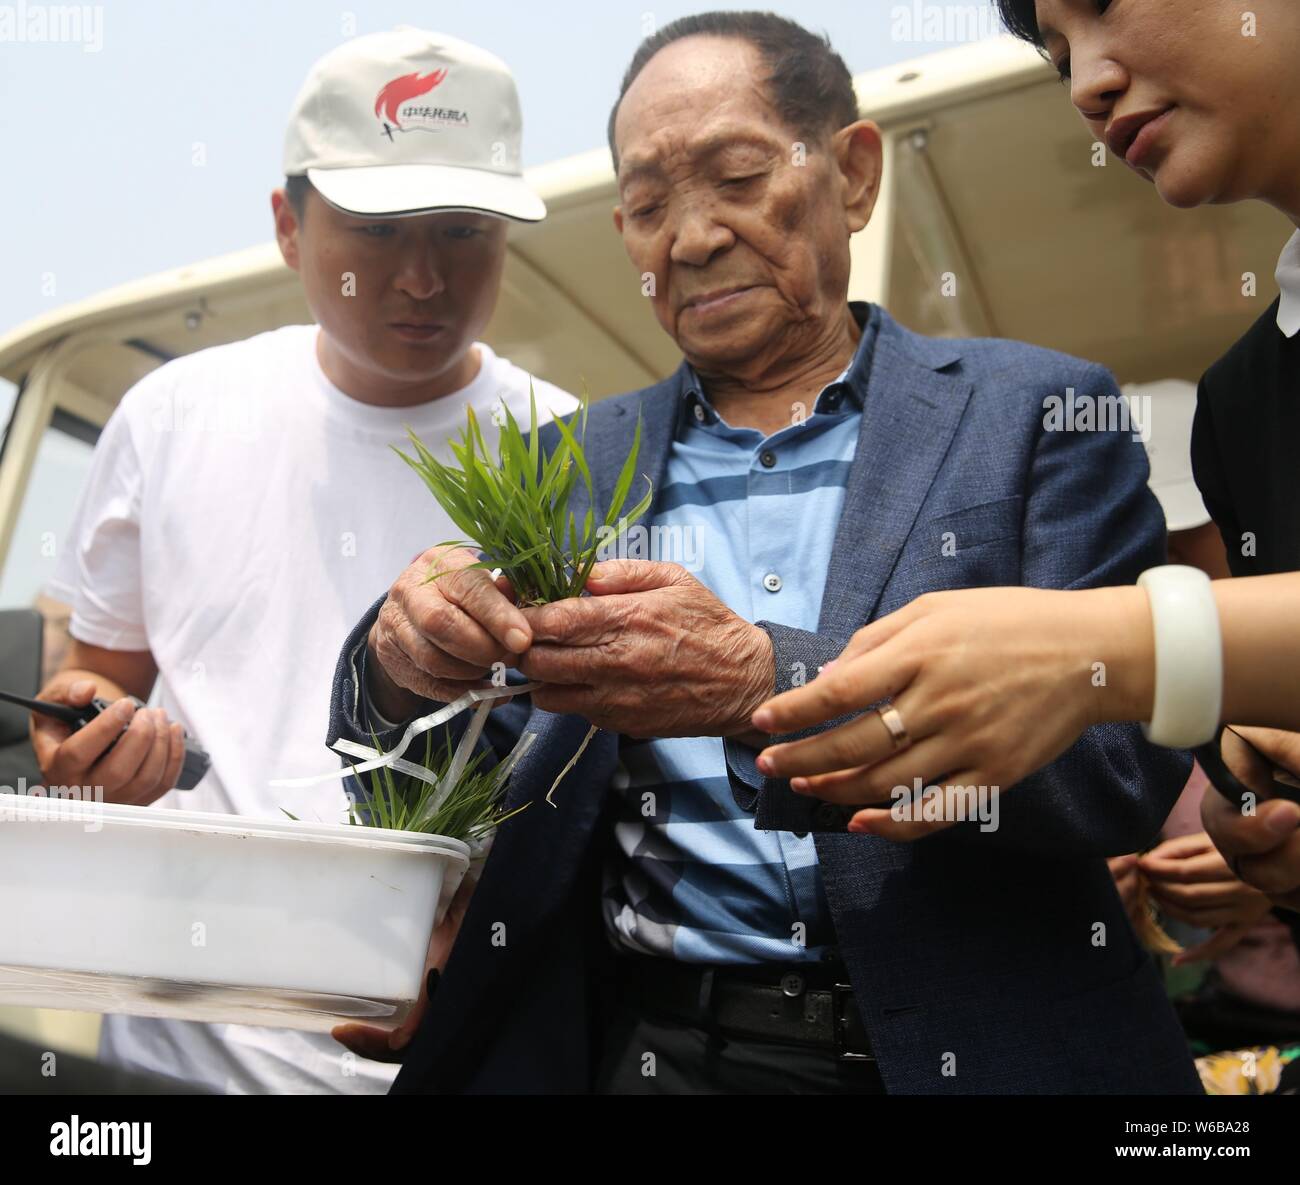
[
  {"xmin": 283, "ymin": 27, "xmax": 545, "ymax": 222},
  {"xmin": 1122, "ymin": 379, "xmax": 1210, "ymax": 533}
]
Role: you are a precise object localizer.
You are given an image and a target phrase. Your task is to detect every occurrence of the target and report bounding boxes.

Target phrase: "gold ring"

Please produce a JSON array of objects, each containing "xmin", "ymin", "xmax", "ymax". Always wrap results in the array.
[{"xmin": 877, "ymin": 705, "xmax": 910, "ymax": 752}]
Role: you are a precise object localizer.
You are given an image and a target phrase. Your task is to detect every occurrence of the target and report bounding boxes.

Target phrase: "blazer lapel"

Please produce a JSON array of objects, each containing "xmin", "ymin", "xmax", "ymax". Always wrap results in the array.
[
  {"xmin": 820, "ymin": 314, "xmax": 973, "ymax": 636},
  {"xmin": 578, "ymin": 337, "xmax": 971, "ymax": 636}
]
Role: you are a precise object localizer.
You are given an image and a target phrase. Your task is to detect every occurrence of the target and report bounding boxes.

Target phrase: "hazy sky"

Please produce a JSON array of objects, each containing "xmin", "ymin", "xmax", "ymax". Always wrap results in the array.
[{"xmin": 0, "ymin": 0, "xmax": 1000, "ymax": 336}]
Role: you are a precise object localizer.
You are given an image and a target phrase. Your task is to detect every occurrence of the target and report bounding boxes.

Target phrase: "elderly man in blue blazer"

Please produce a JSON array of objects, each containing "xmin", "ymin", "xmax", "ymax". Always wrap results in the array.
[{"xmin": 326, "ymin": 12, "xmax": 1201, "ymax": 1095}]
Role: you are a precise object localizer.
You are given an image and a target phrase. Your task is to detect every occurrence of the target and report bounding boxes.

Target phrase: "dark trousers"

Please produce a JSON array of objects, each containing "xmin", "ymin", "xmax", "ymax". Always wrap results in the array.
[{"xmin": 595, "ymin": 997, "xmax": 887, "ymax": 1095}]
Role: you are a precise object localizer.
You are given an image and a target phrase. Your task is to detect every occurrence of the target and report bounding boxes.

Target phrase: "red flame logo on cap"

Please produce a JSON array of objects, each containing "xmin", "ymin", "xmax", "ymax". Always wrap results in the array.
[{"xmin": 374, "ymin": 69, "xmax": 449, "ymax": 128}]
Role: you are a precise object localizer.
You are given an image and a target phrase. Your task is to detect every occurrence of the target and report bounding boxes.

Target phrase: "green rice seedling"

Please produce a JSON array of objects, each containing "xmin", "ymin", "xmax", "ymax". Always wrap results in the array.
[
  {"xmin": 284, "ymin": 701, "xmax": 532, "ymax": 844},
  {"xmin": 393, "ymin": 383, "xmax": 652, "ymax": 605},
  {"xmin": 344, "ymin": 727, "xmax": 529, "ymax": 843}
]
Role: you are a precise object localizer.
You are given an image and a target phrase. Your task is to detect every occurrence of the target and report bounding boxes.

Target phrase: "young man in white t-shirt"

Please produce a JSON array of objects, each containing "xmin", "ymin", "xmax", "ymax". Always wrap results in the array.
[{"xmin": 32, "ymin": 27, "xmax": 575, "ymax": 1095}]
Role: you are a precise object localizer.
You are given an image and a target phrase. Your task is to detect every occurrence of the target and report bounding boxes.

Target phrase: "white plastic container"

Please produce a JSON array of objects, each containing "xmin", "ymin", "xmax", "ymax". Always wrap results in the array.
[{"xmin": 0, "ymin": 793, "xmax": 469, "ymax": 1032}]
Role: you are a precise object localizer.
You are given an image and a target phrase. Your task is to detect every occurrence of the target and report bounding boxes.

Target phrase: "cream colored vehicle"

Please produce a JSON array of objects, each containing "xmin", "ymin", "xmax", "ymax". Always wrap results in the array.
[{"xmin": 0, "ymin": 36, "xmax": 1288, "ymax": 1075}]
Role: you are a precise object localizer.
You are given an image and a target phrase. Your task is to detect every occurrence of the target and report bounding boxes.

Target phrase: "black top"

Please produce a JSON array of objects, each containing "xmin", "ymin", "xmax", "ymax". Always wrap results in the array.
[
  {"xmin": 1191, "ymin": 297, "xmax": 1300, "ymax": 956},
  {"xmin": 1191, "ymin": 297, "xmax": 1300, "ymax": 577}
]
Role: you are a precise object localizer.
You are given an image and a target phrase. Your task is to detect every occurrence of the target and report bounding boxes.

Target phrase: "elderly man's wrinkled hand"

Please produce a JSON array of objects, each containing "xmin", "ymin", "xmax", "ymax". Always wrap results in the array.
[
  {"xmin": 516, "ymin": 560, "xmax": 774, "ymax": 739},
  {"xmin": 367, "ymin": 544, "xmax": 531, "ymax": 718}
]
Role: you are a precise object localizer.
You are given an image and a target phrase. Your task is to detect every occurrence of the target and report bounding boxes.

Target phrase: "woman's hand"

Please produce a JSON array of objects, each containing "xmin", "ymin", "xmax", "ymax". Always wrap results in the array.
[
  {"xmin": 331, "ymin": 872, "xmax": 476, "ymax": 1063},
  {"xmin": 751, "ymin": 585, "xmax": 1153, "ymax": 838},
  {"xmin": 1139, "ymin": 830, "xmax": 1274, "ymax": 942},
  {"xmin": 1200, "ymin": 726, "xmax": 1300, "ymax": 913}
]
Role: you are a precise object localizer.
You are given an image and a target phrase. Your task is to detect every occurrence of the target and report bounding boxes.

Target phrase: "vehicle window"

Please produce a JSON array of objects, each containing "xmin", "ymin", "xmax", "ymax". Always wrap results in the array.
[{"xmin": 0, "ymin": 408, "xmax": 99, "ymax": 611}]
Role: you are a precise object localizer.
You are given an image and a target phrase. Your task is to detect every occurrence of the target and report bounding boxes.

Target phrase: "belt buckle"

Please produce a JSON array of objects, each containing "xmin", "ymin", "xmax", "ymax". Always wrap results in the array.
[{"xmin": 831, "ymin": 983, "xmax": 873, "ymax": 1063}]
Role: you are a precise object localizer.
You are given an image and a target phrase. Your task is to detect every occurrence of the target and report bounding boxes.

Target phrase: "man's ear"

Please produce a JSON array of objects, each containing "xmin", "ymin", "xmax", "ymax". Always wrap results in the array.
[
  {"xmin": 271, "ymin": 189, "xmax": 302, "ymax": 272},
  {"xmin": 833, "ymin": 120, "xmax": 884, "ymax": 235},
  {"xmin": 612, "ymin": 204, "xmax": 624, "ymax": 236}
]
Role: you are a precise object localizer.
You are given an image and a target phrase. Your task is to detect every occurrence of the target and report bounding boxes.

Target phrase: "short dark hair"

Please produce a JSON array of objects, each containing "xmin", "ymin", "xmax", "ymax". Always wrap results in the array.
[
  {"xmin": 994, "ymin": 0, "xmax": 1046, "ymax": 47},
  {"xmin": 607, "ymin": 10, "xmax": 859, "ymax": 169},
  {"xmin": 284, "ymin": 173, "xmax": 314, "ymax": 220}
]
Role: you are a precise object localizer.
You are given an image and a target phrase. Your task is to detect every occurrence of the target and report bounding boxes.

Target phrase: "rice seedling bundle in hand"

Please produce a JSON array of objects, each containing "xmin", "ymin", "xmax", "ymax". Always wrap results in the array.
[{"xmin": 392, "ymin": 384, "xmax": 653, "ymax": 806}]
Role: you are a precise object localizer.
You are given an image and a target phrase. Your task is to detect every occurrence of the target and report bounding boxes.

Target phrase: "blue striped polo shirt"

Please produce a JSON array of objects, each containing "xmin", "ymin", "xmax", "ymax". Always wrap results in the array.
[{"xmin": 602, "ymin": 303, "xmax": 879, "ymax": 965}]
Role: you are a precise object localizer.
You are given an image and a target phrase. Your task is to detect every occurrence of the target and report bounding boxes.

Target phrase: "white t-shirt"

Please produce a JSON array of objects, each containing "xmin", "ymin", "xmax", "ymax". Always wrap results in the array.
[{"xmin": 47, "ymin": 325, "xmax": 577, "ymax": 1095}]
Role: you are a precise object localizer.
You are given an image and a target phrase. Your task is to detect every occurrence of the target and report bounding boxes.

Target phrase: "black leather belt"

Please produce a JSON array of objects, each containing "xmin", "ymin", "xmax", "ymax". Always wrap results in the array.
[{"xmin": 614, "ymin": 954, "xmax": 874, "ymax": 1062}]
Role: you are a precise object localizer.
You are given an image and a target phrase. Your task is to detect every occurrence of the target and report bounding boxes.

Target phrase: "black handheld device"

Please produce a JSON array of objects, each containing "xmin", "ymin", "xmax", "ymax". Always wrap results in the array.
[
  {"xmin": 1194, "ymin": 724, "xmax": 1300, "ymax": 809},
  {"xmin": 0, "ymin": 688, "xmax": 210, "ymax": 790}
]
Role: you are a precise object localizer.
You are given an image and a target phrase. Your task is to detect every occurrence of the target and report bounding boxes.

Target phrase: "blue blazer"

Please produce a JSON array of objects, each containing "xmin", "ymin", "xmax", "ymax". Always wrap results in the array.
[{"xmin": 327, "ymin": 308, "xmax": 1201, "ymax": 1095}]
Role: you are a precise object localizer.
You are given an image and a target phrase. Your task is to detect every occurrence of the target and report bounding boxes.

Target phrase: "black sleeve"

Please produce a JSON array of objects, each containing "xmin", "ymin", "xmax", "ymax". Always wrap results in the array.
[{"xmin": 1190, "ymin": 370, "xmax": 1246, "ymax": 571}]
